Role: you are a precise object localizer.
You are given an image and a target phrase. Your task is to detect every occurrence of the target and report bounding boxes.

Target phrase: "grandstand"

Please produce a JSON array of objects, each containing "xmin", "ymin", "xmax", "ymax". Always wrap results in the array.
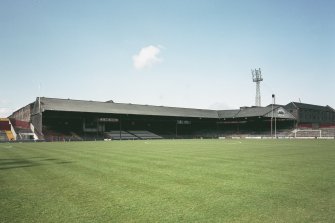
[
  {"xmin": 0, "ymin": 118, "xmax": 16, "ymax": 141},
  {"xmin": 5, "ymin": 97, "xmax": 294, "ymax": 141},
  {"xmin": 9, "ymin": 119, "xmax": 36, "ymax": 140},
  {"xmin": 1, "ymin": 97, "xmax": 333, "ymax": 142},
  {"xmin": 285, "ymin": 102, "xmax": 335, "ymax": 128},
  {"xmin": 0, "ymin": 131, "xmax": 8, "ymax": 141}
]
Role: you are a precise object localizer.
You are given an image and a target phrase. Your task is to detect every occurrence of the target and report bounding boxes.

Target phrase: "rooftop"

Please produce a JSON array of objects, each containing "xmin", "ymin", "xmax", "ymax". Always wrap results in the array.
[{"xmin": 32, "ymin": 97, "xmax": 296, "ymax": 120}]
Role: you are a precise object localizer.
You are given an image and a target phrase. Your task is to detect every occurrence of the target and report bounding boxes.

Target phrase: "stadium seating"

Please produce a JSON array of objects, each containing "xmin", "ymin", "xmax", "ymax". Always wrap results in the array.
[
  {"xmin": 0, "ymin": 119, "xmax": 16, "ymax": 141},
  {"xmin": 104, "ymin": 131, "xmax": 138, "ymax": 140},
  {"xmin": 5, "ymin": 130, "xmax": 15, "ymax": 141},
  {"xmin": 128, "ymin": 130, "xmax": 163, "ymax": 139},
  {"xmin": 43, "ymin": 129, "xmax": 84, "ymax": 141},
  {"xmin": 8, "ymin": 119, "xmax": 33, "ymax": 140},
  {"xmin": 70, "ymin": 132, "xmax": 83, "ymax": 140},
  {"xmin": 0, "ymin": 130, "xmax": 8, "ymax": 141}
]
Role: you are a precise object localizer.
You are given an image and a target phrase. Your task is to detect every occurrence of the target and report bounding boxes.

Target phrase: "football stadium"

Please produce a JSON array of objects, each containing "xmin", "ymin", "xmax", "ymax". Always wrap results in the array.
[
  {"xmin": 1, "ymin": 97, "xmax": 335, "ymax": 222},
  {"xmin": 1, "ymin": 1, "xmax": 335, "ymax": 222},
  {"xmin": 1, "ymin": 97, "xmax": 334, "ymax": 142}
]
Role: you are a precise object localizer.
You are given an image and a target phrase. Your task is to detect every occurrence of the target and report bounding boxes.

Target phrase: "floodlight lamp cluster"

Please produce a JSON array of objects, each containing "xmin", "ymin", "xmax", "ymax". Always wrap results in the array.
[{"xmin": 252, "ymin": 68, "xmax": 263, "ymax": 82}]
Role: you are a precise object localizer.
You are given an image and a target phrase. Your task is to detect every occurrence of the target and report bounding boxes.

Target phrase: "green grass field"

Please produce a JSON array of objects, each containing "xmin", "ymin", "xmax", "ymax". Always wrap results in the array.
[{"xmin": 0, "ymin": 140, "xmax": 334, "ymax": 222}]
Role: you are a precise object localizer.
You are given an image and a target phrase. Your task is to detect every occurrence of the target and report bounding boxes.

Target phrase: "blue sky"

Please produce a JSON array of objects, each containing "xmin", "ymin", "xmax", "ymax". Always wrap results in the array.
[{"xmin": 1, "ymin": 0, "xmax": 334, "ymax": 116}]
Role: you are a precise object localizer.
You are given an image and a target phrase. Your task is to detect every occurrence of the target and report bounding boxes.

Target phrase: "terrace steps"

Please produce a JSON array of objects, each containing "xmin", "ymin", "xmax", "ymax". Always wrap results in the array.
[{"xmin": 5, "ymin": 130, "xmax": 15, "ymax": 141}]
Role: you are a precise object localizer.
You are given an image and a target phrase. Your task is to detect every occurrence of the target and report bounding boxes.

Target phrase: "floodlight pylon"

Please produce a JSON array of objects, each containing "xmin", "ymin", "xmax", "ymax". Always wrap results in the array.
[{"xmin": 251, "ymin": 68, "xmax": 263, "ymax": 107}]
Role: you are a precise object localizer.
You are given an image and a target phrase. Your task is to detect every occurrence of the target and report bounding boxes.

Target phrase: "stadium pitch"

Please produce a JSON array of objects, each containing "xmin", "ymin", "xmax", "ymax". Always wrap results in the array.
[{"xmin": 0, "ymin": 140, "xmax": 334, "ymax": 222}]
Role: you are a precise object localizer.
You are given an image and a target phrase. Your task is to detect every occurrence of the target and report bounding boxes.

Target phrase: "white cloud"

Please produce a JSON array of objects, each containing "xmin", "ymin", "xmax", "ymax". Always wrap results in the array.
[{"xmin": 133, "ymin": 45, "xmax": 162, "ymax": 70}]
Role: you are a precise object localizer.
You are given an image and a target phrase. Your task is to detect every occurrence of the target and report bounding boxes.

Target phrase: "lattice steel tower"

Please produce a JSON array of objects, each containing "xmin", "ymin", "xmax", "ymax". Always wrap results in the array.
[{"xmin": 251, "ymin": 68, "xmax": 263, "ymax": 107}]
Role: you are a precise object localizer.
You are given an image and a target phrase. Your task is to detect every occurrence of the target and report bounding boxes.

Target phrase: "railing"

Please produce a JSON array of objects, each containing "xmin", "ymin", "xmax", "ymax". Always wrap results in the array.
[{"xmin": 9, "ymin": 119, "xmax": 17, "ymax": 140}]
